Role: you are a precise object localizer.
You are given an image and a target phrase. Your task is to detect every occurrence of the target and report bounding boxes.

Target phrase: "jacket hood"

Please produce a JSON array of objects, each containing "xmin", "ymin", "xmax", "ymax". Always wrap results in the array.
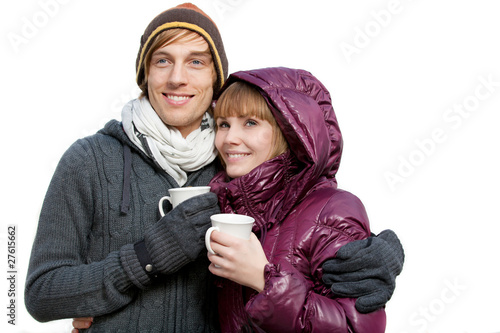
[
  {"xmin": 220, "ymin": 67, "xmax": 343, "ymax": 182},
  {"xmin": 210, "ymin": 67, "xmax": 343, "ymax": 233}
]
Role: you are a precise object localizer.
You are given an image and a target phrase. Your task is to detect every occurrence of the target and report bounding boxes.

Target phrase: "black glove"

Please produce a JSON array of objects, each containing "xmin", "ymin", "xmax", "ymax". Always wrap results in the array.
[
  {"xmin": 322, "ymin": 229, "xmax": 404, "ymax": 313},
  {"xmin": 142, "ymin": 192, "xmax": 220, "ymax": 275}
]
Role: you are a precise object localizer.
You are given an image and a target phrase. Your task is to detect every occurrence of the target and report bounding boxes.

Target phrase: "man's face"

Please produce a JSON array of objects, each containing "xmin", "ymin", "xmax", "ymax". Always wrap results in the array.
[{"xmin": 147, "ymin": 35, "xmax": 216, "ymax": 137}]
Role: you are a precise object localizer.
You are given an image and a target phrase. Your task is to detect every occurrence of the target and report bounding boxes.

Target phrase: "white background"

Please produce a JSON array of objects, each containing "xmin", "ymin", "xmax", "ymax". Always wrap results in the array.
[{"xmin": 1, "ymin": 0, "xmax": 499, "ymax": 332}]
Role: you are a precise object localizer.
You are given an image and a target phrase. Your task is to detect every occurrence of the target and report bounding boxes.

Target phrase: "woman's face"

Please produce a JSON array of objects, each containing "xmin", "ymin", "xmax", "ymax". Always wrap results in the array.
[{"xmin": 215, "ymin": 115, "xmax": 274, "ymax": 178}]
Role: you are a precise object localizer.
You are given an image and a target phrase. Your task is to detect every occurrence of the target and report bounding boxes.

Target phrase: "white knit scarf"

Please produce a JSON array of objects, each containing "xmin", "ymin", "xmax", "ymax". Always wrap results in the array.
[{"xmin": 122, "ymin": 98, "xmax": 217, "ymax": 186}]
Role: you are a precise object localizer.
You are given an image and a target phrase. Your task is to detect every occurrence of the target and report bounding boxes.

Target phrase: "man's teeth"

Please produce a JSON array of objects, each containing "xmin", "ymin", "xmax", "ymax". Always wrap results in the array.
[{"xmin": 167, "ymin": 95, "xmax": 190, "ymax": 101}]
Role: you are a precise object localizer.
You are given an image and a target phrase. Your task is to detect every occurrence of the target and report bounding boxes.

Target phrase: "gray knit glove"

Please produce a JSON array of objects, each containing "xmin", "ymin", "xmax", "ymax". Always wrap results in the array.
[
  {"xmin": 143, "ymin": 192, "xmax": 220, "ymax": 275},
  {"xmin": 322, "ymin": 229, "xmax": 404, "ymax": 313}
]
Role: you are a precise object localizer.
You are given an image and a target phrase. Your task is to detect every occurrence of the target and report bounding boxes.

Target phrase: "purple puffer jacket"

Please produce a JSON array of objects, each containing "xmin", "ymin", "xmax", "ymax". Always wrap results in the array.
[{"xmin": 209, "ymin": 67, "xmax": 386, "ymax": 332}]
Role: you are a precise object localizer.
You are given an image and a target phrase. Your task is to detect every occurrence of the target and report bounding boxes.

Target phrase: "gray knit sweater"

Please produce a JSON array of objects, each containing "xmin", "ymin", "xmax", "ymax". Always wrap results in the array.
[{"xmin": 25, "ymin": 120, "xmax": 220, "ymax": 332}]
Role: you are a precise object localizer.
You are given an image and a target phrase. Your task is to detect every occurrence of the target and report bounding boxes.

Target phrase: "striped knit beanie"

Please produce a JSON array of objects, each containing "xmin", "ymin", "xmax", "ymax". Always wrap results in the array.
[{"xmin": 136, "ymin": 3, "xmax": 228, "ymax": 95}]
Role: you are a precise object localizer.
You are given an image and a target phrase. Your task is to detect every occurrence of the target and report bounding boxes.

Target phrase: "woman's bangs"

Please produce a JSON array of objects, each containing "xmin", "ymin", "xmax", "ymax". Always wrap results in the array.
[{"xmin": 215, "ymin": 82, "xmax": 271, "ymax": 121}]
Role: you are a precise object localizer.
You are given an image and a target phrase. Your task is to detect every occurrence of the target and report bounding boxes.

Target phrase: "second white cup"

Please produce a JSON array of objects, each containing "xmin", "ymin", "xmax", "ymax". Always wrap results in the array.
[
  {"xmin": 205, "ymin": 213, "xmax": 255, "ymax": 255},
  {"xmin": 158, "ymin": 186, "xmax": 211, "ymax": 216}
]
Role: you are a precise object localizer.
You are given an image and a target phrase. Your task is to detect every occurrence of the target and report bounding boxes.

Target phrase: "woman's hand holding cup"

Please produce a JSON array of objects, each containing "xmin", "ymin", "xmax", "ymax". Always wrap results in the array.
[{"xmin": 205, "ymin": 214, "xmax": 268, "ymax": 292}]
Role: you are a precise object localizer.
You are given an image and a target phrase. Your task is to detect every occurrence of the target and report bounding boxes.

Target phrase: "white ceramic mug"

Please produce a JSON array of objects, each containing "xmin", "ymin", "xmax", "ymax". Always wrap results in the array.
[
  {"xmin": 158, "ymin": 186, "xmax": 211, "ymax": 216},
  {"xmin": 205, "ymin": 213, "xmax": 255, "ymax": 255}
]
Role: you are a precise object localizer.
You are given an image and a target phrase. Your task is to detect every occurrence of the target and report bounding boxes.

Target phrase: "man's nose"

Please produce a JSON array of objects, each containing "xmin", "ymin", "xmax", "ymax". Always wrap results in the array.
[{"xmin": 167, "ymin": 63, "xmax": 188, "ymax": 88}]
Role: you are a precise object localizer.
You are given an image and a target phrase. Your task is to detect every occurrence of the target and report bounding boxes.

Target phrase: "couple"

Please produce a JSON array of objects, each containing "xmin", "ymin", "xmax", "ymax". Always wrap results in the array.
[{"xmin": 25, "ymin": 3, "xmax": 403, "ymax": 332}]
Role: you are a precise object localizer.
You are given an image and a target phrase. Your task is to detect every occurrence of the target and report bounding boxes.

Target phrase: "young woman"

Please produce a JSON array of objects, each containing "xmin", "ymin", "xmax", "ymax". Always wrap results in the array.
[{"xmin": 207, "ymin": 67, "xmax": 387, "ymax": 332}]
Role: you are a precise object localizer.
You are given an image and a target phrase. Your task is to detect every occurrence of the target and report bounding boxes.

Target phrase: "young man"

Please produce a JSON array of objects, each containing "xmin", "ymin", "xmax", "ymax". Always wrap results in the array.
[
  {"xmin": 25, "ymin": 3, "xmax": 403, "ymax": 332},
  {"xmin": 26, "ymin": 4, "xmax": 227, "ymax": 332}
]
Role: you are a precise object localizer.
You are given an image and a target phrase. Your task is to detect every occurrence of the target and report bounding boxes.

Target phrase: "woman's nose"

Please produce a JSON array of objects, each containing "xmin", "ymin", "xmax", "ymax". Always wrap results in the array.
[{"xmin": 224, "ymin": 127, "xmax": 242, "ymax": 145}]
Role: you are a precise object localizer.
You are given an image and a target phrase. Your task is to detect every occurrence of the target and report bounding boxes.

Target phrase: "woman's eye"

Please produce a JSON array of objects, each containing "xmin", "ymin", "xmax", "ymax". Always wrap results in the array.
[
  {"xmin": 217, "ymin": 122, "xmax": 229, "ymax": 128},
  {"xmin": 245, "ymin": 119, "xmax": 258, "ymax": 126}
]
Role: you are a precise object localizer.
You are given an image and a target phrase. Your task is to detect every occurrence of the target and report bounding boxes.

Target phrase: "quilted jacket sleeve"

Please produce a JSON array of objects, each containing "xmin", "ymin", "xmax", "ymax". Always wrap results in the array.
[{"xmin": 245, "ymin": 189, "xmax": 386, "ymax": 332}]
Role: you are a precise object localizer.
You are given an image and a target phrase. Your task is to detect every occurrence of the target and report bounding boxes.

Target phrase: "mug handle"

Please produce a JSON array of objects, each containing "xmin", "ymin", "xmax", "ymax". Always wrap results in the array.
[
  {"xmin": 158, "ymin": 196, "xmax": 172, "ymax": 217},
  {"xmin": 205, "ymin": 226, "xmax": 220, "ymax": 255}
]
